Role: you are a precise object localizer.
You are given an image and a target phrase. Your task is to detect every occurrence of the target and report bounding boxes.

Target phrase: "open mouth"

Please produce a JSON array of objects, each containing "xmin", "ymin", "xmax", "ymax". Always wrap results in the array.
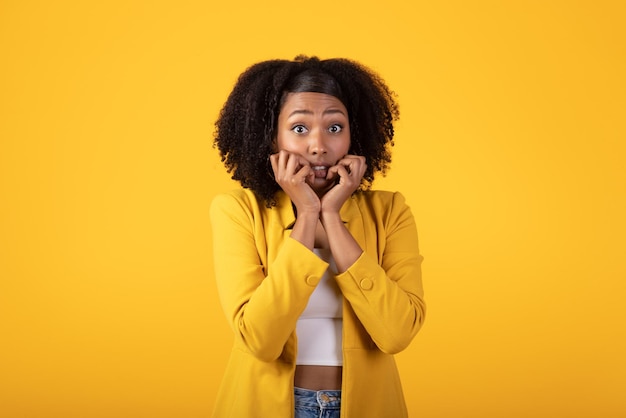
[{"xmin": 311, "ymin": 165, "xmax": 329, "ymax": 178}]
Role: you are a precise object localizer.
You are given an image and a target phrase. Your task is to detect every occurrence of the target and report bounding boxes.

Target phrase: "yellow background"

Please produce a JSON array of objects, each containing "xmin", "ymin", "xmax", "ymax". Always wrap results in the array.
[{"xmin": 1, "ymin": 1, "xmax": 624, "ymax": 417}]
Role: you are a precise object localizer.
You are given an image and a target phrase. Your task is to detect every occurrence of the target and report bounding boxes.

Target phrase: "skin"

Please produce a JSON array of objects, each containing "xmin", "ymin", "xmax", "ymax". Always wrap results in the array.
[{"xmin": 269, "ymin": 92, "xmax": 368, "ymax": 390}]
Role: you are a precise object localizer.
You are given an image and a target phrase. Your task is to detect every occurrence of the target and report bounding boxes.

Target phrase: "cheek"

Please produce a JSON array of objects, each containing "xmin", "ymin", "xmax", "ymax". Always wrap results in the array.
[
  {"xmin": 275, "ymin": 135, "xmax": 298, "ymax": 153},
  {"xmin": 274, "ymin": 133, "xmax": 286, "ymax": 151},
  {"xmin": 341, "ymin": 134, "xmax": 352, "ymax": 154}
]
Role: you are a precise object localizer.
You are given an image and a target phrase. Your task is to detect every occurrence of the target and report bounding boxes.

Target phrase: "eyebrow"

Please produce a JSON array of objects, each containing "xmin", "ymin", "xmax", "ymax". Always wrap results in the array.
[{"xmin": 287, "ymin": 108, "xmax": 347, "ymax": 118}]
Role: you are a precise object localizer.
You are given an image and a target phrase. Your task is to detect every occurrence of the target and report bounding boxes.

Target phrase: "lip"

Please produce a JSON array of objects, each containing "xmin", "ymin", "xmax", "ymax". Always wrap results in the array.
[
  {"xmin": 308, "ymin": 164, "xmax": 332, "ymax": 179},
  {"xmin": 308, "ymin": 160, "xmax": 334, "ymax": 169},
  {"xmin": 311, "ymin": 165, "xmax": 330, "ymax": 171}
]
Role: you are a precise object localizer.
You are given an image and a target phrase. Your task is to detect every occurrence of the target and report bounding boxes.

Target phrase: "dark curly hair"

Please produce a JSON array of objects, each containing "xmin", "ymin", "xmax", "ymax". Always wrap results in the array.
[{"xmin": 213, "ymin": 55, "xmax": 399, "ymax": 206}]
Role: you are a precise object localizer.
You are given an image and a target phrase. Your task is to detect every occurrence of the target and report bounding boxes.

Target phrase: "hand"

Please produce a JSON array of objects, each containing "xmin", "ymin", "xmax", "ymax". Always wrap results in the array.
[
  {"xmin": 269, "ymin": 150, "xmax": 320, "ymax": 215},
  {"xmin": 320, "ymin": 155, "xmax": 367, "ymax": 214}
]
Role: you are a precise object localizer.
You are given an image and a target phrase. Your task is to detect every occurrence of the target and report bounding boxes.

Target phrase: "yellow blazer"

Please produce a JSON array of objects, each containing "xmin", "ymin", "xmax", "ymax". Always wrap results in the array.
[{"xmin": 210, "ymin": 188, "xmax": 426, "ymax": 417}]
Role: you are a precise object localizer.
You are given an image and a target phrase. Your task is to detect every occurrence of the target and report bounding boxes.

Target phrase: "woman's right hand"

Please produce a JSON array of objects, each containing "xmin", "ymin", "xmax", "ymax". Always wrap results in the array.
[{"xmin": 269, "ymin": 151, "xmax": 321, "ymax": 216}]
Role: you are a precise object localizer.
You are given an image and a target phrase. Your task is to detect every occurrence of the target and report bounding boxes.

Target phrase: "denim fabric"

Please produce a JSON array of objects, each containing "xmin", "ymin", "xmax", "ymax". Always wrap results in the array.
[{"xmin": 294, "ymin": 386, "xmax": 341, "ymax": 418}]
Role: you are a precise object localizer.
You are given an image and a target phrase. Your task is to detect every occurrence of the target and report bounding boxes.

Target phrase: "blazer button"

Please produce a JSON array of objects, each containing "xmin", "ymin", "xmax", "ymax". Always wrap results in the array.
[
  {"xmin": 359, "ymin": 278, "xmax": 373, "ymax": 290},
  {"xmin": 305, "ymin": 276, "xmax": 318, "ymax": 286}
]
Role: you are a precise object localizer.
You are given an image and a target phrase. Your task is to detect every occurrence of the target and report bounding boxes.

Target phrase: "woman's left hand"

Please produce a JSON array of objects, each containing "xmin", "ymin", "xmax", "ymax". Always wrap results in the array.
[{"xmin": 320, "ymin": 155, "xmax": 367, "ymax": 214}]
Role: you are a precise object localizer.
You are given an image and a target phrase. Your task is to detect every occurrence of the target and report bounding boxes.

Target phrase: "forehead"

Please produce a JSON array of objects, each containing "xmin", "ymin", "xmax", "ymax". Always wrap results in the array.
[{"xmin": 280, "ymin": 92, "xmax": 348, "ymax": 114}]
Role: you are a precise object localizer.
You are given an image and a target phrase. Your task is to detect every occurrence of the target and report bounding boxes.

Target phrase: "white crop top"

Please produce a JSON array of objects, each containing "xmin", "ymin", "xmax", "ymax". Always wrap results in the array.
[{"xmin": 296, "ymin": 248, "xmax": 343, "ymax": 366}]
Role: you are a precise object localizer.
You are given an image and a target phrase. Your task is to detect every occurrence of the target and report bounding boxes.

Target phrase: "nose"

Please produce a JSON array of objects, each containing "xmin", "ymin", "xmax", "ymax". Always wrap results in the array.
[{"xmin": 308, "ymin": 130, "xmax": 327, "ymax": 155}]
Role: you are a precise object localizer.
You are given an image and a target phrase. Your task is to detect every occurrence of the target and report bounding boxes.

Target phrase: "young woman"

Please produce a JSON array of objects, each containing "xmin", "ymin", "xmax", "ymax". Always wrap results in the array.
[{"xmin": 210, "ymin": 55, "xmax": 426, "ymax": 418}]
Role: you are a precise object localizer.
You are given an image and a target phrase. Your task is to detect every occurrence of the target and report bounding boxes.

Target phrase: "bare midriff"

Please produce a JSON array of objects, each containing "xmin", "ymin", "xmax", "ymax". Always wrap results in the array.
[{"xmin": 294, "ymin": 365, "xmax": 342, "ymax": 390}]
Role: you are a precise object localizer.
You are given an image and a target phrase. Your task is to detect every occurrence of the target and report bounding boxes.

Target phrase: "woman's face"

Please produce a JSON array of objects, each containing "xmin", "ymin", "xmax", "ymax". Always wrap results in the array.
[{"xmin": 275, "ymin": 92, "xmax": 351, "ymax": 195}]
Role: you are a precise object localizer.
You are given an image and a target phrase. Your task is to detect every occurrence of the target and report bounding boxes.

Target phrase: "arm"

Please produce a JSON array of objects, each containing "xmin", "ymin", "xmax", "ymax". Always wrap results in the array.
[
  {"xmin": 320, "ymin": 158, "xmax": 425, "ymax": 353},
  {"xmin": 320, "ymin": 154, "xmax": 367, "ymax": 272},
  {"xmin": 210, "ymin": 192, "xmax": 328, "ymax": 362},
  {"xmin": 333, "ymin": 192, "xmax": 426, "ymax": 354}
]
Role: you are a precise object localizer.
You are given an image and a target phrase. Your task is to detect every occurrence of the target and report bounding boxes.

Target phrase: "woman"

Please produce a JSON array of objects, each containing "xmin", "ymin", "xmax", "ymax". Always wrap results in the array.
[{"xmin": 210, "ymin": 55, "xmax": 426, "ymax": 417}]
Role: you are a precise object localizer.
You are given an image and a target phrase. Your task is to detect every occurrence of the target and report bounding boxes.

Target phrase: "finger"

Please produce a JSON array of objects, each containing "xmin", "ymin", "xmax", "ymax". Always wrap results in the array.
[
  {"xmin": 276, "ymin": 150, "xmax": 298, "ymax": 178},
  {"xmin": 288, "ymin": 153, "xmax": 313, "ymax": 178},
  {"xmin": 339, "ymin": 156, "xmax": 366, "ymax": 177},
  {"xmin": 271, "ymin": 151, "xmax": 287, "ymax": 182},
  {"xmin": 342, "ymin": 154, "xmax": 366, "ymax": 162},
  {"xmin": 296, "ymin": 155, "xmax": 311, "ymax": 172},
  {"xmin": 269, "ymin": 153, "xmax": 279, "ymax": 175},
  {"xmin": 276, "ymin": 151, "xmax": 303, "ymax": 172},
  {"xmin": 277, "ymin": 153, "xmax": 310, "ymax": 186},
  {"xmin": 339, "ymin": 155, "xmax": 365, "ymax": 167},
  {"xmin": 278, "ymin": 150, "xmax": 292, "ymax": 169},
  {"xmin": 336, "ymin": 159, "xmax": 361, "ymax": 176},
  {"xmin": 327, "ymin": 164, "xmax": 349, "ymax": 181},
  {"xmin": 285, "ymin": 152, "xmax": 302, "ymax": 177}
]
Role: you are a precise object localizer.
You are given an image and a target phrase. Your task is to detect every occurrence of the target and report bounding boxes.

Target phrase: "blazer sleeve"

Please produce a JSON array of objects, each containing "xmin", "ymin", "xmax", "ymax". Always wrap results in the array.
[
  {"xmin": 210, "ymin": 192, "xmax": 329, "ymax": 362},
  {"xmin": 335, "ymin": 192, "xmax": 426, "ymax": 354}
]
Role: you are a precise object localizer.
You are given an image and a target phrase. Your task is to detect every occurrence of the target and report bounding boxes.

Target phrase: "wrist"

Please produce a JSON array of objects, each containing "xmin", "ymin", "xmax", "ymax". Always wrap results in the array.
[
  {"xmin": 319, "ymin": 210, "xmax": 342, "ymax": 226},
  {"xmin": 296, "ymin": 209, "xmax": 321, "ymax": 223}
]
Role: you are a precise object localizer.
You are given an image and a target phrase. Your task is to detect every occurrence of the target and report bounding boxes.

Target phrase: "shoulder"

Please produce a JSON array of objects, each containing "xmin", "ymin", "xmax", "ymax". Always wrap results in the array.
[
  {"xmin": 353, "ymin": 190, "xmax": 410, "ymax": 209},
  {"xmin": 210, "ymin": 188, "xmax": 266, "ymax": 218},
  {"xmin": 351, "ymin": 190, "xmax": 416, "ymax": 226},
  {"xmin": 211, "ymin": 188, "xmax": 257, "ymax": 205}
]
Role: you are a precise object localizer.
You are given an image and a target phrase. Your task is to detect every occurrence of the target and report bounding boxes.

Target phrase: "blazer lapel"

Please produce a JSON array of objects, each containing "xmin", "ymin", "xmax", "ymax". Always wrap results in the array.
[
  {"xmin": 339, "ymin": 195, "xmax": 366, "ymax": 250},
  {"xmin": 275, "ymin": 191, "xmax": 297, "ymax": 230}
]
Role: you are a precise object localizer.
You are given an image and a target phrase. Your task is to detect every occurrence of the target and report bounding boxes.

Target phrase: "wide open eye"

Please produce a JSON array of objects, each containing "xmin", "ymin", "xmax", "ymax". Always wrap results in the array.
[
  {"xmin": 328, "ymin": 124, "xmax": 343, "ymax": 134},
  {"xmin": 291, "ymin": 124, "xmax": 308, "ymax": 134}
]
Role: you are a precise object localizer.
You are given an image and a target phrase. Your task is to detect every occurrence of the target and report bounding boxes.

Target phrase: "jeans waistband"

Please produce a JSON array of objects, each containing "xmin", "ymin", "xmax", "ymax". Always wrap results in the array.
[{"xmin": 294, "ymin": 386, "xmax": 341, "ymax": 409}]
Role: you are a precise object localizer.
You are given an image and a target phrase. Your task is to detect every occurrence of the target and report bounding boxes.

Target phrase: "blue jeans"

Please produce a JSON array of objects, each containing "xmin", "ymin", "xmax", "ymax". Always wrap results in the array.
[{"xmin": 294, "ymin": 386, "xmax": 341, "ymax": 418}]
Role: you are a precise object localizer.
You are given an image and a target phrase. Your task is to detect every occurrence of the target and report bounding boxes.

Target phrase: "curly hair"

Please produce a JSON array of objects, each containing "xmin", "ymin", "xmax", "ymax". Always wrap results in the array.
[{"xmin": 213, "ymin": 55, "xmax": 399, "ymax": 207}]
